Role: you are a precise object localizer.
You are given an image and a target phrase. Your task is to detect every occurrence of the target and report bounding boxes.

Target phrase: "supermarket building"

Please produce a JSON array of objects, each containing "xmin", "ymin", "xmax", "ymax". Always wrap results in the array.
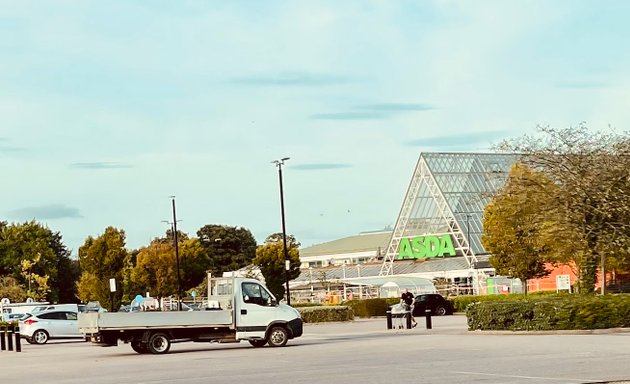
[{"xmin": 293, "ymin": 152, "xmax": 525, "ymax": 299}]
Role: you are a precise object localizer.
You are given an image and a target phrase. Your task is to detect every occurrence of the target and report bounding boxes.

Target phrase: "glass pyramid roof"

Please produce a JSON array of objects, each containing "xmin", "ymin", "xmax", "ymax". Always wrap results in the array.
[{"xmin": 381, "ymin": 152, "xmax": 520, "ymax": 275}]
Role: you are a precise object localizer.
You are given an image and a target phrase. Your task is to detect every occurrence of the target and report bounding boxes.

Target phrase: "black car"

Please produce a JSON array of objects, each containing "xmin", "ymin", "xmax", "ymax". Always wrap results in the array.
[{"xmin": 411, "ymin": 293, "xmax": 453, "ymax": 317}]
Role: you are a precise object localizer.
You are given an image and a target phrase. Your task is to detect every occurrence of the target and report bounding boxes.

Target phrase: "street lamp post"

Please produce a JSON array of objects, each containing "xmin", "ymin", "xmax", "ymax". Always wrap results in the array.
[
  {"xmin": 273, "ymin": 157, "xmax": 291, "ymax": 305},
  {"xmin": 170, "ymin": 196, "xmax": 183, "ymax": 311}
]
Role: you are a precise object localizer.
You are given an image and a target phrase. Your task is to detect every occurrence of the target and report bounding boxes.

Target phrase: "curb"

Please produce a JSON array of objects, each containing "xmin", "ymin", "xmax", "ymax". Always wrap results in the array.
[{"xmin": 467, "ymin": 328, "xmax": 630, "ymax": 335}]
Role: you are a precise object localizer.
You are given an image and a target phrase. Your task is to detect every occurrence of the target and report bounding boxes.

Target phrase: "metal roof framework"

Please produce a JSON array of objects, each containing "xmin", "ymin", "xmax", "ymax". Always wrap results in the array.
[{"xmin": 380, "ymin": 152, "xmax": 520, "ymax": 276}]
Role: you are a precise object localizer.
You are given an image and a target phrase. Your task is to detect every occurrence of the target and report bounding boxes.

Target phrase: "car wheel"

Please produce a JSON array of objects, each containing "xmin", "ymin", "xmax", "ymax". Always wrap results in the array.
[
  {"xmin": 435, "ymin": 306, "xmax": 447, "ymax": 316},
  {"xmin": 147, "ymin": 332, "xmax": 171, "ymax": 354},
  {"xmin": 131, "ymin": 340, "xmax": 149, "ymax": 354},
  {"xmin": 249, "ymin": 339, "xmax": 267, "ymax": 348},
  {"xmin": 267, "ymin": 326, "xmax": 288, "ymax": 347},
  {"xmin": 32, "ymin": 330, "xmax": 49, "ymax": 344}
]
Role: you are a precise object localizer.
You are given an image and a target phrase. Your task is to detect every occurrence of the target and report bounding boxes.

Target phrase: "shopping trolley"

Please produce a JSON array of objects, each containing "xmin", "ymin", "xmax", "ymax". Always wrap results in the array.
[{"xmin": 390, "ymin": 303, "xmax": 411, "ymax": 329}]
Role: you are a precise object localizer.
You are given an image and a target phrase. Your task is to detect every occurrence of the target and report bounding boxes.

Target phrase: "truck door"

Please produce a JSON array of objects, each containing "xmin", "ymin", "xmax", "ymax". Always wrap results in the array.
[{"xmin": 237, "ymin": 281, "xmax": 277, "ymax": 340}]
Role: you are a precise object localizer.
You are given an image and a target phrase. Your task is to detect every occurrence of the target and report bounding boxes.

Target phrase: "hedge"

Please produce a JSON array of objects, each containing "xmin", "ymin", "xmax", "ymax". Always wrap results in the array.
[
  {"xmin": 344, "ymin": 298, "xmax": 400, "ymax": 318},
  {"xmin": 297, "ymin": 306, "xmax": 354, "ymax": 323},
  {"xmin": 466, "ymin": 294, "xmax": 630, "ymax": 331},
  {"xmin": 449, "ymin": 291, "xmax": 559, "ymax": 313}
]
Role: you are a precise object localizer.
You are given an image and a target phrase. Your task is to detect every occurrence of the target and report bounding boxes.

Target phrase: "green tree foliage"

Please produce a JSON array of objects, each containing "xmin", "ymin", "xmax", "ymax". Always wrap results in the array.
[
  {"xmin": 253, "ymin": 233, "xmax": 301, "ymax": 301},
  {"xmin": 482, "ymin": 164, "xmax": 554, "ymax": 291},
  {"xmin": 56, "ymin": 254, "xmax": 81, "ymax": 303},
  {"xmin": 0, "ymin": 221, "xmax": 76, "ymax": 302},
  {"xmin": 131, "ymin": 239, "xmax": 178, "ymax": 298},
  {"xmin": 179, "ymin": 237, "xmax": 210, "ymax": 291},
  {"xmin": 197, "ymin": 224, "xmax": 257, "ymax": 277},
  {"xmin": 130, "ymin": 234, "xmax": 209, "ymax": 299},
  {"xmin": 77, "ymin": 227, "xmax": 128, "ymax": 309},
  {"xmin": 499, "ymin": 125, "xmax": 630, "ymax": 293},
  {"xmin": 0, "ymin": 276, "xmax": 27, "ymax": 302},
  {"xmin": 120, "ymin": 250, "xmax": 139, "ymax": 304},
  {"xmin": 21, "ymin": 255, "xmax": 49, "ymax": 300}
]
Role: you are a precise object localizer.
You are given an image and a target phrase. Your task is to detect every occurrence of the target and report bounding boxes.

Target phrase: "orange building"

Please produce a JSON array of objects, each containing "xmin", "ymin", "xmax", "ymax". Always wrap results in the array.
[{"xmin": 527, "ymin": 263, "xmax": 611, "ymax": 293}]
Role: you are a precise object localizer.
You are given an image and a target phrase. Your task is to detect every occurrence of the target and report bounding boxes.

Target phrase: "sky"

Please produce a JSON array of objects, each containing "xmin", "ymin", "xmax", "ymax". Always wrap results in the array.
[{"xmin": 2, "ymin": 1, "xmax": 630, "ymax": 256}]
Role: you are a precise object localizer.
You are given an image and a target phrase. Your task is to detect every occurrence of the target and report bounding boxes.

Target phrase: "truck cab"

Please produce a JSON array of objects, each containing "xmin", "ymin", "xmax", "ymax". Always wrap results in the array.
[{"xmin": 231, "ymin": 278, "xmax": 303, "ymax": 346}]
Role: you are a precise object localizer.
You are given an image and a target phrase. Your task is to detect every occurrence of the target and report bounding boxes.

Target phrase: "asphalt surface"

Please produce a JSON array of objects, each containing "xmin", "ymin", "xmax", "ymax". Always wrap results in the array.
[{"xmin": 1, "ymin": 315, "xmax": 630, "ymax": 384}]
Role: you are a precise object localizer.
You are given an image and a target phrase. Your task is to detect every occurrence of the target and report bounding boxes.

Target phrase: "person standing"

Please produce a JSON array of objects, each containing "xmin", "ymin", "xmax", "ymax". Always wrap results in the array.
[{"xmin": 400, "ymin": 288, "xmax": 417, "ymax": 328}]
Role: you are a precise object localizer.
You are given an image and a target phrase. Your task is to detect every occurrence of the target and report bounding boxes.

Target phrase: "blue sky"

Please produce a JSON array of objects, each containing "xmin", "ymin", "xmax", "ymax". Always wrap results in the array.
[{"xmin": 2, "ymin": 1, "xmax": 629, "ymax": 255}]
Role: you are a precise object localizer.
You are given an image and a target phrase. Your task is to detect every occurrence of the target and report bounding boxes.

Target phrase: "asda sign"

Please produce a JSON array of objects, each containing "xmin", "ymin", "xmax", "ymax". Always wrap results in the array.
[{"xmin": 398, "ymin": 234, "xmax": 457, "ymax": 259}]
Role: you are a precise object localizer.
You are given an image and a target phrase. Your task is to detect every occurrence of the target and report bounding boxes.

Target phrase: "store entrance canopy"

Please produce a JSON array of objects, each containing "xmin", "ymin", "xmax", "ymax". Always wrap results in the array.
[{"xmin": 341, "ymin": 276, "xmax": 436, "ymax": 297}]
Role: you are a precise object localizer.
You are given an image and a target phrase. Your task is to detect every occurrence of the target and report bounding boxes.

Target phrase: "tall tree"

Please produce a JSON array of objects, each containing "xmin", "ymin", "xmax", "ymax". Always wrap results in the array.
[
  {"xmin": 49, "ymin": 230, "xmax": 79, "ymax": 303},
  {"xmin": 253, "ymin": 233, "xmax": 301, "ymax": 301},
  {"xmin": 179, "ymin": 237, "xmax": 210, "ymax": 291},
  {"xmin": 130, "ymin": 234, "xmax": 209, "ymax": 299},
  {"xmin": 0, "ymin": 221, "xmax": 76, "ymax": 302},
  {"xmin": 131, "ymin": 239, "xmax": 178, "ymax": 298},
  {"xmin": 77, "ymin": 227, "xmax": 128, "ymax": 309},
  {"xmin": 482, "ymin": 164, "xmax": 554, "ymax": 292},
  {"xmin": 499, "ymin": 125, "xmax": 630, "ymax": 292},
  {"xmin": 197, "ymin": 224, "xmax": 257, "ymax": 277}
]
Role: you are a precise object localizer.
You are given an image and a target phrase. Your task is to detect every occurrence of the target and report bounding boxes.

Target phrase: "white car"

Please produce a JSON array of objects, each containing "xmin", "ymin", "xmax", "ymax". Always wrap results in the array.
[{"xmin": 19, "ymin": 311, "xmax": 82, "ymax": 344}]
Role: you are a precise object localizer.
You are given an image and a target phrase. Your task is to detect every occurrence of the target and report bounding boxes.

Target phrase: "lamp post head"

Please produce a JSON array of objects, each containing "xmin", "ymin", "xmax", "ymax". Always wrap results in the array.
[{"xmin": 272, "ymin": 157, "xmax": 290, "ymax": 167}]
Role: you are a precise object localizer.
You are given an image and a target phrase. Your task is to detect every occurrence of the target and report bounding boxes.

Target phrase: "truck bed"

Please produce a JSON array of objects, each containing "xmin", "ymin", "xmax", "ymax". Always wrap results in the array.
[{"xmin": 79, "ymin": 310, "xmax": 234, "ymax": 333}]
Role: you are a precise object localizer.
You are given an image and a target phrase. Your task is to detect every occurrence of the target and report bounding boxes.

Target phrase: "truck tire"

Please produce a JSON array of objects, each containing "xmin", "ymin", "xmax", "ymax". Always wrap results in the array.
[
  {"xmin": 248, "ymin": 339, "xmax": 267, "ymax": 348},
  {"xmin": 267, "ymin": 326, "xmax": 288, "ymax": 347},
  {"xmin": 147, "ymin": 332, "xmax": 171, "ymax": 354},
  {"xmin": 131, "ymin": 340, "xmax": 149, "ymax": 354}
]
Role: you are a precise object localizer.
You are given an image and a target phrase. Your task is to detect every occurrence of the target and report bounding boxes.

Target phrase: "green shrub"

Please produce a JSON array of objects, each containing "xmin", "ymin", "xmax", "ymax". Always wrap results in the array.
[
  {"xmin": 292, "ymin": 302, "xmax": 322, "ymax": 308},
  {"xmin": 385, "ymin": 297, "xmax": 400, "ymax": 306},
  {"xmin": 450, "ymin": 291, "xmax": 561, "ymax": 313},
  {"xmin": 344, "ymin": 299, "xmax": 388, "ymax": 318},
  {"xmin": 466, "ymin": 294, "xmax": 630, "ymax": 331},
  {"xmin": 0, "ymin": 321, "xmax": 18, "ymax": 329},
  {"xmin": 297, "ymin": 306, "xmax": 354, "ymax": 323}
]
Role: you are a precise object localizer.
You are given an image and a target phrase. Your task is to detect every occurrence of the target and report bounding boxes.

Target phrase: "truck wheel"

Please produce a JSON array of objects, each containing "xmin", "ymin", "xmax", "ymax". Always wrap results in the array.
[
  {"xmin": 131, "ymin": 340, "xmax": 149, "ymax": 354},
  {"xmin": 32, "ymin": 330, "xmax": 49, "ymax": 344},
  {"xmin": 248, "ymin": 339, "xmax": 267, "ymax": 348},
  {"xmin": 267, "ymin": 326, "xmax": 288, "ymax": 347},
  {"xmin": 147, "ymin": 332, "xmax": 171, "ymax": 354}
]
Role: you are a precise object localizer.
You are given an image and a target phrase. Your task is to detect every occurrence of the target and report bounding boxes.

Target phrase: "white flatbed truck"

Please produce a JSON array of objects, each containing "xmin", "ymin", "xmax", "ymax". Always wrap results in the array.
[{"xmin": 78, "ymin": 277, "xmax": 303, "ymax": 354}]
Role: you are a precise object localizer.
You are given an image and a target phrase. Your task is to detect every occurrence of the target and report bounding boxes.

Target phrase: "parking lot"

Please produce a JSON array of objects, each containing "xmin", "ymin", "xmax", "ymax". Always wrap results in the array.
[{"xmin": 2, "ymin": 315, "xmax": 630, "ymax": 384}]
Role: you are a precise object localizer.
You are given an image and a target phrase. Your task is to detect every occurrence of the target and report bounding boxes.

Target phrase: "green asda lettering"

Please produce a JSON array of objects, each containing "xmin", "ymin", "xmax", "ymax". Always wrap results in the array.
[{"xmin": 398, "ymin": 235, "xmax": 456, "ymax": 259}]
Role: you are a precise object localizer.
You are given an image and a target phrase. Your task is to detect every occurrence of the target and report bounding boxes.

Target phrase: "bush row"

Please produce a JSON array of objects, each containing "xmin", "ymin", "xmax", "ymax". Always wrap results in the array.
[
  {"xmin": 466, "ymin": 294, "xmax": 630, "ymax": 331},
  {"xmin": 297, "ymin": 306, "xmax": 354, "ymax": 323},
  {"xmin": 343, "ymin": 298, "xmax": 400, "ymax": 318},
  {"xmin": 449, "ymin": 291, "xmax": 559, "ymax": 312}
]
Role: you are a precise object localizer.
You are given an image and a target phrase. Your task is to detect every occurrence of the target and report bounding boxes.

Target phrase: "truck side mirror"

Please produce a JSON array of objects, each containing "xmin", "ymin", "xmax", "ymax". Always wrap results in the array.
[
  {"xmin": 243, "ymin": 295, "xmax": 250, "ymax": 303},
  {"xmin": 268, "ymin": 298, "xmax": 277, "ymax": 306}
]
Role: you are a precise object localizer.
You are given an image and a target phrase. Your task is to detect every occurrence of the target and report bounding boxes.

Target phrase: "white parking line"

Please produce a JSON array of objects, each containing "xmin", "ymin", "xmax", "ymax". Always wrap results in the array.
[{"xmin": 454, "ymin": 371, "xmax": 592, "ymax": 382}]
